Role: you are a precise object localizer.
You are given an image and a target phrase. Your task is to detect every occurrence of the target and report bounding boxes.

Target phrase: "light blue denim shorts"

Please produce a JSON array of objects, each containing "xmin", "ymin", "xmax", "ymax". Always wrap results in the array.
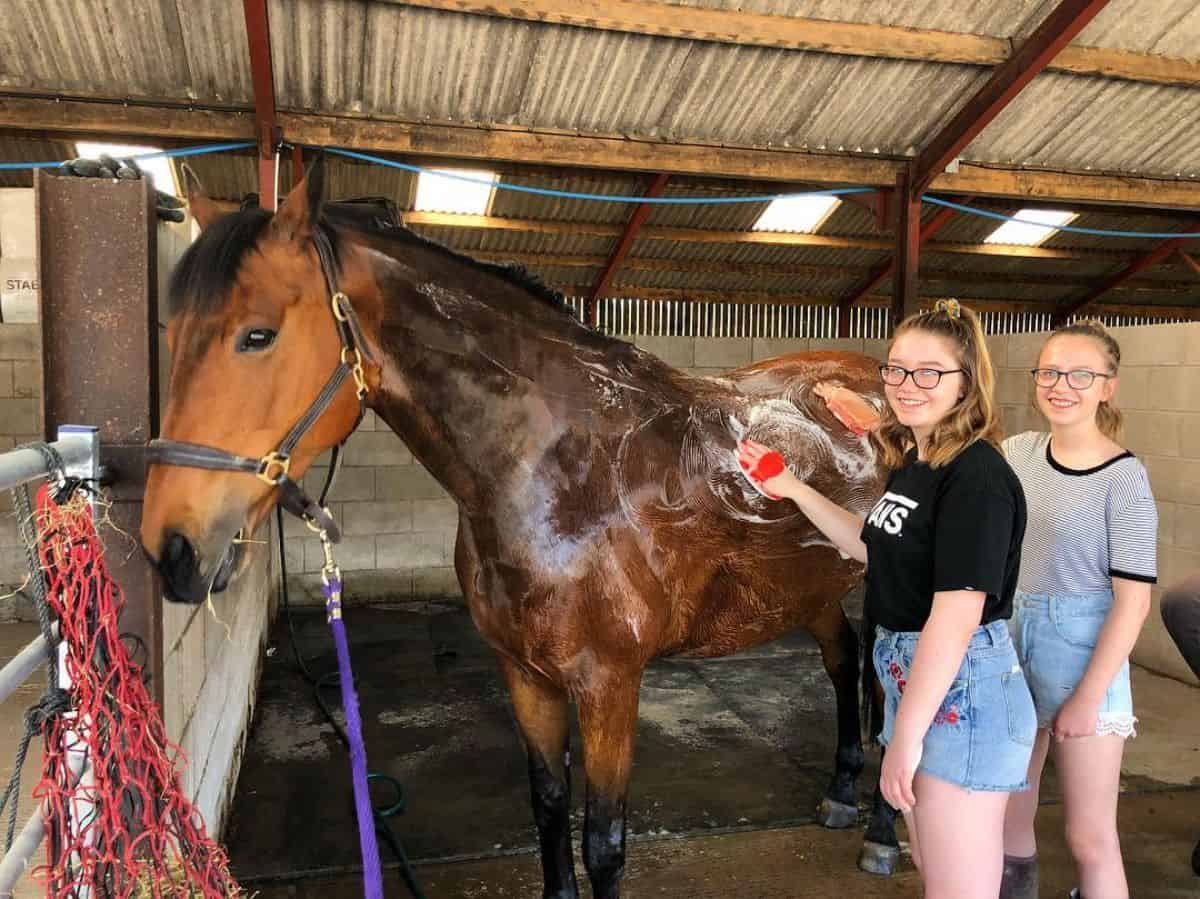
[
  {"xmin": 874, "ymin": 619, "xmax": 1037, "ymax": 792},
  {"xmin": 1010, "ymin": 590, "xmax": 1136, "ymax": 738}
]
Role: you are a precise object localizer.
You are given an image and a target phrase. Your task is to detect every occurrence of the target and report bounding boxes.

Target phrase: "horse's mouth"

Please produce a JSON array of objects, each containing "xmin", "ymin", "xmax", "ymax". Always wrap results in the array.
[{"xmin": 210, "ymin": 539, "xmax": 240, "ymax": 594}]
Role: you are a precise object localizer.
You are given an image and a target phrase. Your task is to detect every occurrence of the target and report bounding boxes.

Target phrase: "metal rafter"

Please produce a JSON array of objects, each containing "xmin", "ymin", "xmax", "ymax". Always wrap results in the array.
[{"xmin": 243, "ymin": 0, "xmax": 279, "ymax": 209}]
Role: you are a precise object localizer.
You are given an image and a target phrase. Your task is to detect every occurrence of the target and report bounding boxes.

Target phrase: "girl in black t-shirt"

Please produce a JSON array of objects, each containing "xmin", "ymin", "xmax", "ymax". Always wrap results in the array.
[{"xmin": 738, "ymin": 300, "xmax": 1035, "ymax": 899}]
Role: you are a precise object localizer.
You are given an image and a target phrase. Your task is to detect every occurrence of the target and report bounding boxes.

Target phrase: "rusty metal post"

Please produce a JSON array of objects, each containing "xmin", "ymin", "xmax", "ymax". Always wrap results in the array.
[
  {"xmin": 34, "ymin": 171, "xmax": 164, "ymax": 705},
  {"xmin": 891, "ymin": 168, "xmax": 922, "ymax": 331}
]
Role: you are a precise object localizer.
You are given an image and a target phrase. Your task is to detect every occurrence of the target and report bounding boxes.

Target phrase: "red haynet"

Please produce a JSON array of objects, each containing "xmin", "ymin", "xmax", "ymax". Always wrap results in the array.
[{"xmin": 29, "ymin": 484, "xmax": 241, "ymax": 898}]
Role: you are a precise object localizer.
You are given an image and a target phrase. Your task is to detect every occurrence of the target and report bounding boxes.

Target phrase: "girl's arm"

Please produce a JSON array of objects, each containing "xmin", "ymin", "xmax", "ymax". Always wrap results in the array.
[
  {"xmin": 880, "ymin": 591, "xmax": 984, "ymax": 810},
  {"xmin": 1053, "ymin": 576, "xmax": 1150, "ymax": 739},
  {"xmin": 737, "ymin": 440, "xmax": 868, "ymax": 564}
]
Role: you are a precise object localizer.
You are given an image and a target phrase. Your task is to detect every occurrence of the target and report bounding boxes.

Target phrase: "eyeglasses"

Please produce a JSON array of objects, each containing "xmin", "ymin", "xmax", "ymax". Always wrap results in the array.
[
  {"xmin": 1030, "ymin": 368, "xmax": 1112, "ymax": 390},
  {"xmin": 879, "ymin": 365, "xmax": 964, "ymax": 389}
]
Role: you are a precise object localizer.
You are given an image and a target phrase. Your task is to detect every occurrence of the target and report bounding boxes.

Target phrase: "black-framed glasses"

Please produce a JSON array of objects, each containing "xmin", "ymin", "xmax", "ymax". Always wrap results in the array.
[
  {"xmin": 1030, "ymin": 368, "xmax": 1112, "ymax": 390},
  {"xmin": 879, "ymin": 365, "xmax": 964, "ymax": 389}
]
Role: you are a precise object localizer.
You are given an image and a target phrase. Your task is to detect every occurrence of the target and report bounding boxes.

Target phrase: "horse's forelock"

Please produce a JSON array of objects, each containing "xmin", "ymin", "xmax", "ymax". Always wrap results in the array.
[{"xmin": 167, "ymin": 206, "xmax": 273, "ymax": 317}]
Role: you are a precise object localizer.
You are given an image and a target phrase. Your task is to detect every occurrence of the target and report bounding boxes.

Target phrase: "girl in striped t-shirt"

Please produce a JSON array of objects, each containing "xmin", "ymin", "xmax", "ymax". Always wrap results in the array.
[{"xmin": 1000, "ymin": 321, "xmax": 1157, "ymax": 899}]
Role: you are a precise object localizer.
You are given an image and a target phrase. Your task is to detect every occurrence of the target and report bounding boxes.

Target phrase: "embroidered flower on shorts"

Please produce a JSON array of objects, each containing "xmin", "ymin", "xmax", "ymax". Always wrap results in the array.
[{"xmin": 933, "ymin": 705, "xmax": 961, "ymax": 726}]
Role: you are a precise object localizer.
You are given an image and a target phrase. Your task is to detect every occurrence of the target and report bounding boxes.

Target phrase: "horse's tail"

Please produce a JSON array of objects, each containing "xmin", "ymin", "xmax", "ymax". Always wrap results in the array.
[{"xmin": 859, "ymin": 606, "xmax": 882, "ymax": 745}]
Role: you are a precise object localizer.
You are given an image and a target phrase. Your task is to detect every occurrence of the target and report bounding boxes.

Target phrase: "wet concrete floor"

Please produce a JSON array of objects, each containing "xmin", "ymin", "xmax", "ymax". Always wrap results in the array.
[{"xmin": 224, "ymin": 601, "xmax": 1200, "ymax": 897}]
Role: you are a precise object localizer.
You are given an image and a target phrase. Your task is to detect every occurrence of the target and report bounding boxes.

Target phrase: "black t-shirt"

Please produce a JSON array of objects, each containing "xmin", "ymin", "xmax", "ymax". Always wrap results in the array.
[{"xmin": 861, "ymin": 439, "xmax": 1027, "ymax": 633}]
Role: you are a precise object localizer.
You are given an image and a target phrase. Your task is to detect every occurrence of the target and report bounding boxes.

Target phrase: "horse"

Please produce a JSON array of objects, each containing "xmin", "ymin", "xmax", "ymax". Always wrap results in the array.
[{"xmin": 139, "ymin": 161, "xmax": 901, "ymax": 898}]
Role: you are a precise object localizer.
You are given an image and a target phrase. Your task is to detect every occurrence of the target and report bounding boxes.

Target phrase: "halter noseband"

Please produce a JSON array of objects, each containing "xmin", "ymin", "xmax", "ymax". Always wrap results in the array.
[{"xmin": 145, "ymin": 228, "xmax": 371, "ymax": 543}]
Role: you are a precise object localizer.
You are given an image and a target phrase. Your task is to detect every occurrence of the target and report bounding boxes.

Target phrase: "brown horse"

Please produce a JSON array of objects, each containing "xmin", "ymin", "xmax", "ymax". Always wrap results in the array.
[{"xmin": 140, "ymin": 164, "xmax": 900, "ymax": 898}]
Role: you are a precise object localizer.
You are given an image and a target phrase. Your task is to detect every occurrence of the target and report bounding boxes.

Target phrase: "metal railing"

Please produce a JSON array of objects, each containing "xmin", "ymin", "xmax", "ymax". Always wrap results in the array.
[
  {"xmin": 0, "ymin": 426, "xmax": 99, "ymax": 898},
  {"xmin": 570, "ymin": 295, "xmax": 1194, "ymax": 341}
]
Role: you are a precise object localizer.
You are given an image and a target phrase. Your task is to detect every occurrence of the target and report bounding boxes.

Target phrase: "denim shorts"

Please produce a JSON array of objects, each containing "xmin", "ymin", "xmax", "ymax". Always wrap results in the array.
[
  {"xmin": 874, "ymin": 619, "xmax": 1037, "ymax": 792},
  {"xmin": 1010, "ymin": 591, "xmax": 1137, "ymax": 738}
]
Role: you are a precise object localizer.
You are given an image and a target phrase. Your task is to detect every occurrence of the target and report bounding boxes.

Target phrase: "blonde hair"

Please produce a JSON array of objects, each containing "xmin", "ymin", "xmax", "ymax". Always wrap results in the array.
[
  {"xmin": 871, "ymin": 299, "xmax": 1002, "ymax": 469},
  {"xmin": 1044, "ymin": 319, "xmax": 1123, "ymax": 440}
]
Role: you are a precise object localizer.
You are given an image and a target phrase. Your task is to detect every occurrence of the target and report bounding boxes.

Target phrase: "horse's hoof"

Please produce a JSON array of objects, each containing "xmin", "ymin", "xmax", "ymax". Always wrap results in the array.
[
  {"xmin": 858, "ymin": 840, "xmax": 899, "ymax": 876},
  {"xmin": 816, "ymin": 797, "xmax": 858, "ymax": 829}
]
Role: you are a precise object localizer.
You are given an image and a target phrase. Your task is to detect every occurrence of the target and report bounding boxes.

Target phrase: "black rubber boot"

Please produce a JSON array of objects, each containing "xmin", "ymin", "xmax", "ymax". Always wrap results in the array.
[
  {"xmin": 999, "ymin": 853, "xmax": 1039, "ymax": 899},
  {"xmin": 1192, "ymin": 838, "xmax": 1199, "ymax": 876}
]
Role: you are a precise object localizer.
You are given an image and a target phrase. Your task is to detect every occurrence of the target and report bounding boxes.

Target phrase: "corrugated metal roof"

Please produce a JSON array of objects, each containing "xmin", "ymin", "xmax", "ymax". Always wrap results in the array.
[
  {"xmin": 5, "ymin": 0, "xmax": 1195, "ymax": 318},
  {"xmin": 4, "ymin": 1, "xmax": 1198, "ymax": 180},
  {"xmin": 181, "ymin": 152, "xmax": 417, "ymax": 204},
  {"xmin": 970, "ymin": 75, "xmax": 1200, "ymax": 180},
  {"xmin": 676, "ymin": 0, "xmax": 1051, "ymax": 36},
  {"xmin": 0, "ymin": 0, "xmax": 243, "ymax": 101},
  {"xmin": 490, "ymin": 171, "xmax": 646, "ymax": 224},
  {"xmin": 259, "ymin": 3, "xmax": 1200, "ymax": 178}
]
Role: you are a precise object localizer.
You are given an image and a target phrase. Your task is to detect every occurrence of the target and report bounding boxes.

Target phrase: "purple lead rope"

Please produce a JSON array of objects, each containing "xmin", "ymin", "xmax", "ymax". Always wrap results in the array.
[{"xmin": 324, "ymin": 576, "xmax": 385, "ymax": 899}]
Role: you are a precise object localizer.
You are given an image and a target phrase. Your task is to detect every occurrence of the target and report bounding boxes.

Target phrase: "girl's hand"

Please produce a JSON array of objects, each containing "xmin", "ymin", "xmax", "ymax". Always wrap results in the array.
[
  {"xmin": 737, "ymin": 440, "xmax": 800, "ymax": 500},
  {"xmin": 1052, "ymin": 692, "xmax": 1100, "ymax": 741},
  {"xmin": 880, "ymin": 737, "xmax": 922, "ymax": 814}
]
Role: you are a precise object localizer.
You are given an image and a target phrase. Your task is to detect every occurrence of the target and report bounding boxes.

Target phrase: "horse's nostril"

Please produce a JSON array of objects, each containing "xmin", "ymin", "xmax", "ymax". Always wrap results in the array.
[
  {"xmin": 163, "ymin": 532, "xmax": 192, "ymax": 566},
  {"xmin": 159, "ymin": 532, "xmax": 206, "ymax": 604}
]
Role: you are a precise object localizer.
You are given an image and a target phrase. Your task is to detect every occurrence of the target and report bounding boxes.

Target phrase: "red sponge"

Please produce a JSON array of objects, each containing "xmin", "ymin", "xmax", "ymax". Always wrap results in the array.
[{"xmin": 751, "ymin": 451, "xmax": 785, "ymax": 483}]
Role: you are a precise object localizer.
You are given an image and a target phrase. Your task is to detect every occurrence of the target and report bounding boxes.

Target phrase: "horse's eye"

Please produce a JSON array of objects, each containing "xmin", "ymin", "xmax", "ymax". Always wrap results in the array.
[{"xmin": 238, "ymin": 328, "xmax": 276, "ymax": 353}]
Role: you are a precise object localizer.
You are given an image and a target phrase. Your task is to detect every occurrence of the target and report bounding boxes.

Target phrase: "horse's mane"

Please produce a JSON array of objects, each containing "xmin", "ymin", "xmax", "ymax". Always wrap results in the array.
[{"xmin": 168, "ymin": 197, "xmax": 576, "ymax": 320}]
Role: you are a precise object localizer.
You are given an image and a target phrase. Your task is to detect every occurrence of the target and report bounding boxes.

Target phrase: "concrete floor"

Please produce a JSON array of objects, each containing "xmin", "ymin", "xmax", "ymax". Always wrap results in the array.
[
  {"xmin": 224, "ymin": 602, "xmax": 1200, "ymax": 898},
  {"xmin": 2, "ymin": 602, "xmax": 1198, "ymax": 898}
]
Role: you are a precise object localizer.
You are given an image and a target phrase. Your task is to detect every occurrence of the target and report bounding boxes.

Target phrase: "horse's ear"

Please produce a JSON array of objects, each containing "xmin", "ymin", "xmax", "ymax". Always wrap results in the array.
[
  {"xmin": 181, "ymin": 164, "xmax": 221, "ymax": 232},
  {"xmin": 272, "ymin": 153, "xmax": 325, "ymax": 244}
]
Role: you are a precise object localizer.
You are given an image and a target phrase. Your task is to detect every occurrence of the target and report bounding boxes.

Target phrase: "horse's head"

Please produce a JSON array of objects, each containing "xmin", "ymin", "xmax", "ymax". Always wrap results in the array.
[{"xmin": 141, "ymin": 160, "xmax": 376, "ymax": 603}]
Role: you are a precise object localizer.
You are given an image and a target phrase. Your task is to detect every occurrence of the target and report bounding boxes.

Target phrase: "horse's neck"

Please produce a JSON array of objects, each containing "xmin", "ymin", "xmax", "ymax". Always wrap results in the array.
[{"xmin": 364, "ymin": 244, "xmax": 683, "ymax": 508}]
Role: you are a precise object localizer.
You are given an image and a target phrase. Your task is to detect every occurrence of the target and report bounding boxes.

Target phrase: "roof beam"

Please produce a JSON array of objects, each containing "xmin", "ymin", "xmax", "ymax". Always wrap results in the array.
[
  {"xmin": 242, "ymin": 0, "xmax": 279, "ymax": 209},
  {"xmin": 1055, "ymin": 221, "xmax": 1200, "ymax": 321},
  {"xmin": 386, "ymin": 0, "xmax": 1200, "ymax": 87},
  {"xmin": 402, "ymin": 211, "xmax": 1128, "ymax": 260},
  {"xmin": 591, "ymin": 173, "xmax": 669, "ymax": 314},
  {"xmin": 837, "ymin": 197, "xmax": 961, "ymax": 323},
  {"xmin": 597, "ymin": 287, "xmax": 1200, "ymax": 320},
  {"xmin": 911, "ymin": 0, "xmax": 1111, "ymax": 196},
  {"xmin": 472, "ymin": 251, "xmax": 1200, "ymax": 292},
  {"xmin": 5, "ymin": 96, "xmax": 1200, "ymax": 209},
  {"xmin": 1178, "ymin": 249, "xmax": 1200, "ymax": 278}
]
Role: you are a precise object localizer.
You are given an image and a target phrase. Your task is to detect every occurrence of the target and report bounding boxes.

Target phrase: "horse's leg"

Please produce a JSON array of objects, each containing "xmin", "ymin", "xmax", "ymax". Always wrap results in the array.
[
  {"xmin": 860, "ymin": 763, "xmax": 902, "ymax": 875},
  {"xmin": 497, "ymin": 656, "xmax": 579, "ymax": 899},
  {"xmin": 810, "ymin": 602, "xmax": 864, "ymax": 829},
  {"xmin": 576, "ymin": 669, "xmax": 641, "ymax": 899},
  {"xmin": 859, "ymin": 668, "xmax": 901, "ymax": 876}
]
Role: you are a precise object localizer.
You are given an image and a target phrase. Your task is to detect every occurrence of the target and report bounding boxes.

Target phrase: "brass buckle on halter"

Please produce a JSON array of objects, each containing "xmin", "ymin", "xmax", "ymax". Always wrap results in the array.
[
  {"xmin": 331, "ymin": 292, "xmax": 350, "ymax": 322},
  {"xmin": 257, "ymin": 451, "xmax": 291, "ymax": 485},
  {"xmin": 341, "ymin": 347, "xmax": 368, "ymax": 399}
]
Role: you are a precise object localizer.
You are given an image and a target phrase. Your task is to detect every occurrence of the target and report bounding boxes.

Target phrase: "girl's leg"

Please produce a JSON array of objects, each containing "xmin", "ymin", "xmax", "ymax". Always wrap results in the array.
[
  {"xmin": 1055, "ymin": 734, "xmax": 1128, "ymax": 899},
  {"xmin": 911, "ymin": 771, "xmax": 1011, "ymax": 899},
  {"xmin": 1003, "ymin": 727, "xmax": 1053, "ymax": 854},
  {"xmin": 1000, "ymin": 729, "xmax": 1052, "ymax": 897}
]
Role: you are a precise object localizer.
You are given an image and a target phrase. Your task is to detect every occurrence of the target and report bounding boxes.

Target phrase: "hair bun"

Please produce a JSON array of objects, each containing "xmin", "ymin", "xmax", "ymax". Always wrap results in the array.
[{"xmin": 934, "ymin": 298, "xmax": 962, "ymax": 319}]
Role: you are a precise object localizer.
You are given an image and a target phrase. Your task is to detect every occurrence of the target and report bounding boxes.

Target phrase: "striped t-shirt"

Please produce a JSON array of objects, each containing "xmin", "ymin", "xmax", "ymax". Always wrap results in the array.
[{"xmin": 1002, "ymin": 431, "xmax": 1157, "ymax": 594}]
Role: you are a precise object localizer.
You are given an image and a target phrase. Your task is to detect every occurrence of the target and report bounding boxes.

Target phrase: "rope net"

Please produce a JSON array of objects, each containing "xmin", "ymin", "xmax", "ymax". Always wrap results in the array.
[{"xmin": 29, "ymin": 483, "xmax": 241, "ymax": 898}]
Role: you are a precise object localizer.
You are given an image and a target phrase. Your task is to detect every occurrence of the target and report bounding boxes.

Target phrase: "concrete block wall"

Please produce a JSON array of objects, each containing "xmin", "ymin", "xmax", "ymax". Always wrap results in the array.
[
  {"xmin": 0, "ymin": 188, "xmax": 42, "ymax": 618},
  {"xmin": 289, "ymin": 333, "xmax": 883, "ymax": 603}
]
